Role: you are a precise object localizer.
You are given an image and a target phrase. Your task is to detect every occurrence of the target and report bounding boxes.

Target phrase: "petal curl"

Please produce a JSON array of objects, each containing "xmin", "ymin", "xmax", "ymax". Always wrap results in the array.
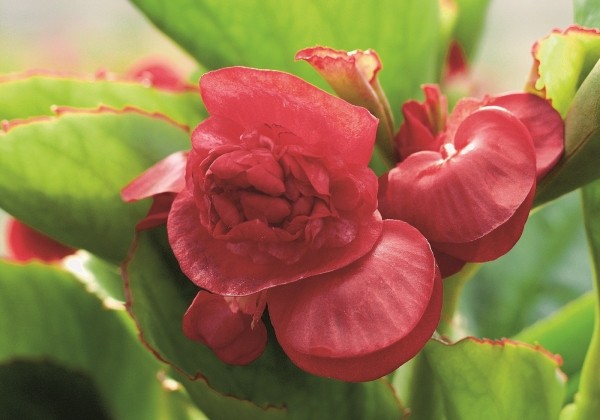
[
  {"xmin": 167, "ymin": 191, "xmax": 383, "ymax": 296},
  {"xmin": 199, "ymin": 67, "xmax": 378, "ymax": 167},
  {"xmin": 381, "ymin": 107, "xmax": 536, "ymax": 244},
  {"xmin": 182, "ymin": 291, "xmax": 267, "ymax": 365},
  {"xmin": 268, "ymin": 219, "xmax": 441, "ymax": 381}
]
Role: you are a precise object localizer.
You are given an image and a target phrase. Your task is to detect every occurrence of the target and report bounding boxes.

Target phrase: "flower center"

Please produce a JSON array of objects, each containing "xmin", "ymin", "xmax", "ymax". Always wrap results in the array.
[{"xmin": 198, "ymin": 125, "xmax": 333, "ymax": 242}]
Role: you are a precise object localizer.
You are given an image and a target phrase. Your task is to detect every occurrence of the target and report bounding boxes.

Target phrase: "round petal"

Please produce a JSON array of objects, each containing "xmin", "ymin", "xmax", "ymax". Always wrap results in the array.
[
  {"xmin": 381, "ymin": 107, "xmax": 536, "ymax": 244},
  {"xmin": 6, "ymin": 218, "xmax": 75, "ymax": 263},
  {"xmin": 167, "ymin": 190, "xmax": 383, "ymax": 296},
  {"xmin": 199, "ymin": 67, "xmax": 378, "ymax": 167},
  {"xmin": 268, "ymin": 220, "xmax": 442, "ymax": 382},
  {"xmin": 182, "ymin": 291, "xmax": 267, "ymax": 365},
  {"xmin": 485, "ymin": 93, "xmax": 564, "ymax": 180}
]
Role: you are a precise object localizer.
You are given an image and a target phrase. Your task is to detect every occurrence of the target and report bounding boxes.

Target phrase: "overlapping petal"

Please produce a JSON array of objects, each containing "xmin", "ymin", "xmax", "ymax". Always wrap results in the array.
[
  {"xmin": 182, "ymin": 291, "xmax": 267, "ymax": 365},
  {"xmin": 382, "ymin": 107, "xmax": 536, "ymax": 245},
  {"xmin": 199, "ymin": 67, "xmax": 378, "ymax": 167},
  {"xmin": 167, "ymin": 190, "xmax": 383, "ymax": 296},
  {"xmin": 268, "ymin": 220, "xmax": 441, "ymax": 381},
  {"xmin": 383, "ymin": 84, "xmax": 563, "ymax": 271}
]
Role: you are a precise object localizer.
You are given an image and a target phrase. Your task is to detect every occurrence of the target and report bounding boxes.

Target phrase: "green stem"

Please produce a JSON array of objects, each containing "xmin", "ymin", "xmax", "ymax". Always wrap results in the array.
[{"xmin": 437, "ymin": 263, "xmax": 481, "ymax": 339}]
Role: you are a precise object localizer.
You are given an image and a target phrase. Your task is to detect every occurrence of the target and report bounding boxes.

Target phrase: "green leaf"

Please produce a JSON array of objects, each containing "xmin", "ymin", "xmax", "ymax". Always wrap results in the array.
[
  {"xmin": 528, "ymin": 27, "xmax": 600, "ymax": 117},
  {"xmin": 0, "ymin": 110, "xmax": 189, "ymax": 263},
  {"xmin": 422, "ymin": 338, "xmax": 566, "ymax": 420},
  {"xmin": 125, "ymin": 230, "xmax": 405, "ymax": 419},
  {"xmin": 460, "ymin": 192, "xmax": 592, "ymax": 338},
  {"xmin": 575, "ymin": 0, "xmax": 600, "ymax": 28},
  {"xmin": 536, "ymin": 60, "xmax": 600, "ymax": 205},
  {"xmin": 0, "ymin": 74, "xmax": 206, "ymax": 128},
  {"xmin": 129, "ymin": 0, "xmax": 441, "ymax": 121},
  {"xmin": 0, "ymin": 260, "xmax": 202, "ymax": 420},
  {"xmin": 514, "ymin": 292, "xmax": 595, "ymax": 388}
]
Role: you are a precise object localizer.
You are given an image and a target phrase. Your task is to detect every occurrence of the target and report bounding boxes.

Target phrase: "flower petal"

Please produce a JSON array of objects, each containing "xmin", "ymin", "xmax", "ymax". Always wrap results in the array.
[
  {"xmin": 268, "ymin": 219, "xmax": 441, "ymax": 381},
  {"xmin": 395, "ymin": 85, "xmax": 447, "ymax": 160},
  {"xmin": 121, "ymin": 151, "xmax": 188, "ymax": 202},
  {"xmin": 484, "ymin": 93, "xmax": 564, "ymax": 180},
  {"xmin": 6, "ymin": 218, "xmax": 75, "ymax": 263},
  {"xmin": 381, "ymin": 107, "xmax": 536, "ymax": 244},
  {"xmin": 432, "ymin": 185, "xmax": 535, "ymax": 262},
  {"xmin": 182, "ymin": 291, "xmax": 267, "ymax": 365},
  {"xmin": 167, "ymin": 191, "xmax": 383, "ymax": 296},
  {"xmin": 199, "ymin": 67, "xmax": 378, "ymax": 167}
]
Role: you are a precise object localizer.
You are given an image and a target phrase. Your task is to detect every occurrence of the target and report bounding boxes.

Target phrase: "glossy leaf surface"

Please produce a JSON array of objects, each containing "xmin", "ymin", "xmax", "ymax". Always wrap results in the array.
[
  {"xmin": 423, "ymin": 338, "xmax": 566, "ymax": 420},
  {"xmin": 0, "ymin": 110, "xmax": 189, "ymax": 263}
]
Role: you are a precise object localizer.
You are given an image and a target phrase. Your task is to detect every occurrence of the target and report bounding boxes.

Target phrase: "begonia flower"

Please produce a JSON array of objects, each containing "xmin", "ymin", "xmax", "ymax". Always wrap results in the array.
[
  {"xmin": 379, "ymin": 85, "xmax": 563, "ymax": 277},
  {"xmin": 5, "ymin": 218, "xmax": 75, "ymax": 263},
  {"xmin": 123, "ymin": 67, "xmax": 441, "ymax": 381}
]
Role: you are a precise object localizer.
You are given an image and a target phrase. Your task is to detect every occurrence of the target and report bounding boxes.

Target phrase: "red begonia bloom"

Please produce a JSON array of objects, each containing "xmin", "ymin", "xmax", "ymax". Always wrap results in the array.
[
  {"xmin": 380, "ymin": 85, "xmax": 563, "ymax": 277},
  {"xmin": 6, "ymin": 218, "xmax": 75, "ymax": 263},
  {"xmin": 123, "ymin": 67, "xmax": 441, "ymax": 381}
]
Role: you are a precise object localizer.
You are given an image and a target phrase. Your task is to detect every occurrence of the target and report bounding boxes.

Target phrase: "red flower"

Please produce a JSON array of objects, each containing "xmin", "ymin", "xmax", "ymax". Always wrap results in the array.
[
  {"xmin": 5, "ymin": 218, "xmax": 75, "ymax": 263},
  {"xmin": 123, "ymin": 67, "xmax": 441, "ymax": 381},
  {"xmin": 380, "ymin": 85, "xmax": 563, "ymax": 277}
]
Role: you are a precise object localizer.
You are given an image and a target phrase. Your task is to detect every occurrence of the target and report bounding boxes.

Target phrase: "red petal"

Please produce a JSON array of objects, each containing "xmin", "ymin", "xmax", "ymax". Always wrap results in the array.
[
  {"xmin": 121, "ymin": 151, "xmax": 188, "ymax": 202},
  {"xmin": 381, "ymin": 107, "xmax": 536, "ymax": 244},
  {"xmin": 199, "ymin": 67, "xmax": 378, "ymax": 167},
  {"xmin": 432, "ymin": 185, "xmax": 535, "ymax": 261},
  {"xmin": 395, "ymin": 85, "xmax": 447, "ymax": 160},
  {"xmin": 432, "ymin": 249, "xmax": 466, "ymax": 278},
  {"xmin": 182, "ymin": 291, "xmax": 267, "ymax": 365},
  {"xmin": 6, "ymin": 218, "xmax": 75, "ymax": 263},
  {"xmin": 484, "ymin": 93, "xmax": 564, "ymax": 180},
  {"xmin": 167, "ymin": 191, "xmax": 383, "ymax": 295},
  {"xmin": 268, "ymin": 220, "xmax": 441, "ymax": 381}
]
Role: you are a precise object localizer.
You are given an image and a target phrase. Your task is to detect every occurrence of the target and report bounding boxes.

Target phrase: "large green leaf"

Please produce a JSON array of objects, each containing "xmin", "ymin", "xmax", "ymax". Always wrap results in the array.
[
  {"xmin": 129, "ymin": 0, "xmax": 441, "ymax": 121},
  {"xmin": 0, "ymin": 260, "xmax": 202, "ymax": 420},
  {"xmin": 0, "ymin": 110, "xmax": 189, "ymax": 263},
  {"xmin": 125, "ymin": 230, "xmax": 405, "ymax": 419},
  {"xmin": 422, "ymin": 338, "xmax": 566, "ymax": 420},
  {"xmin": 0, "ymin": 74, "xmax": 206, "ymax": 128}
]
